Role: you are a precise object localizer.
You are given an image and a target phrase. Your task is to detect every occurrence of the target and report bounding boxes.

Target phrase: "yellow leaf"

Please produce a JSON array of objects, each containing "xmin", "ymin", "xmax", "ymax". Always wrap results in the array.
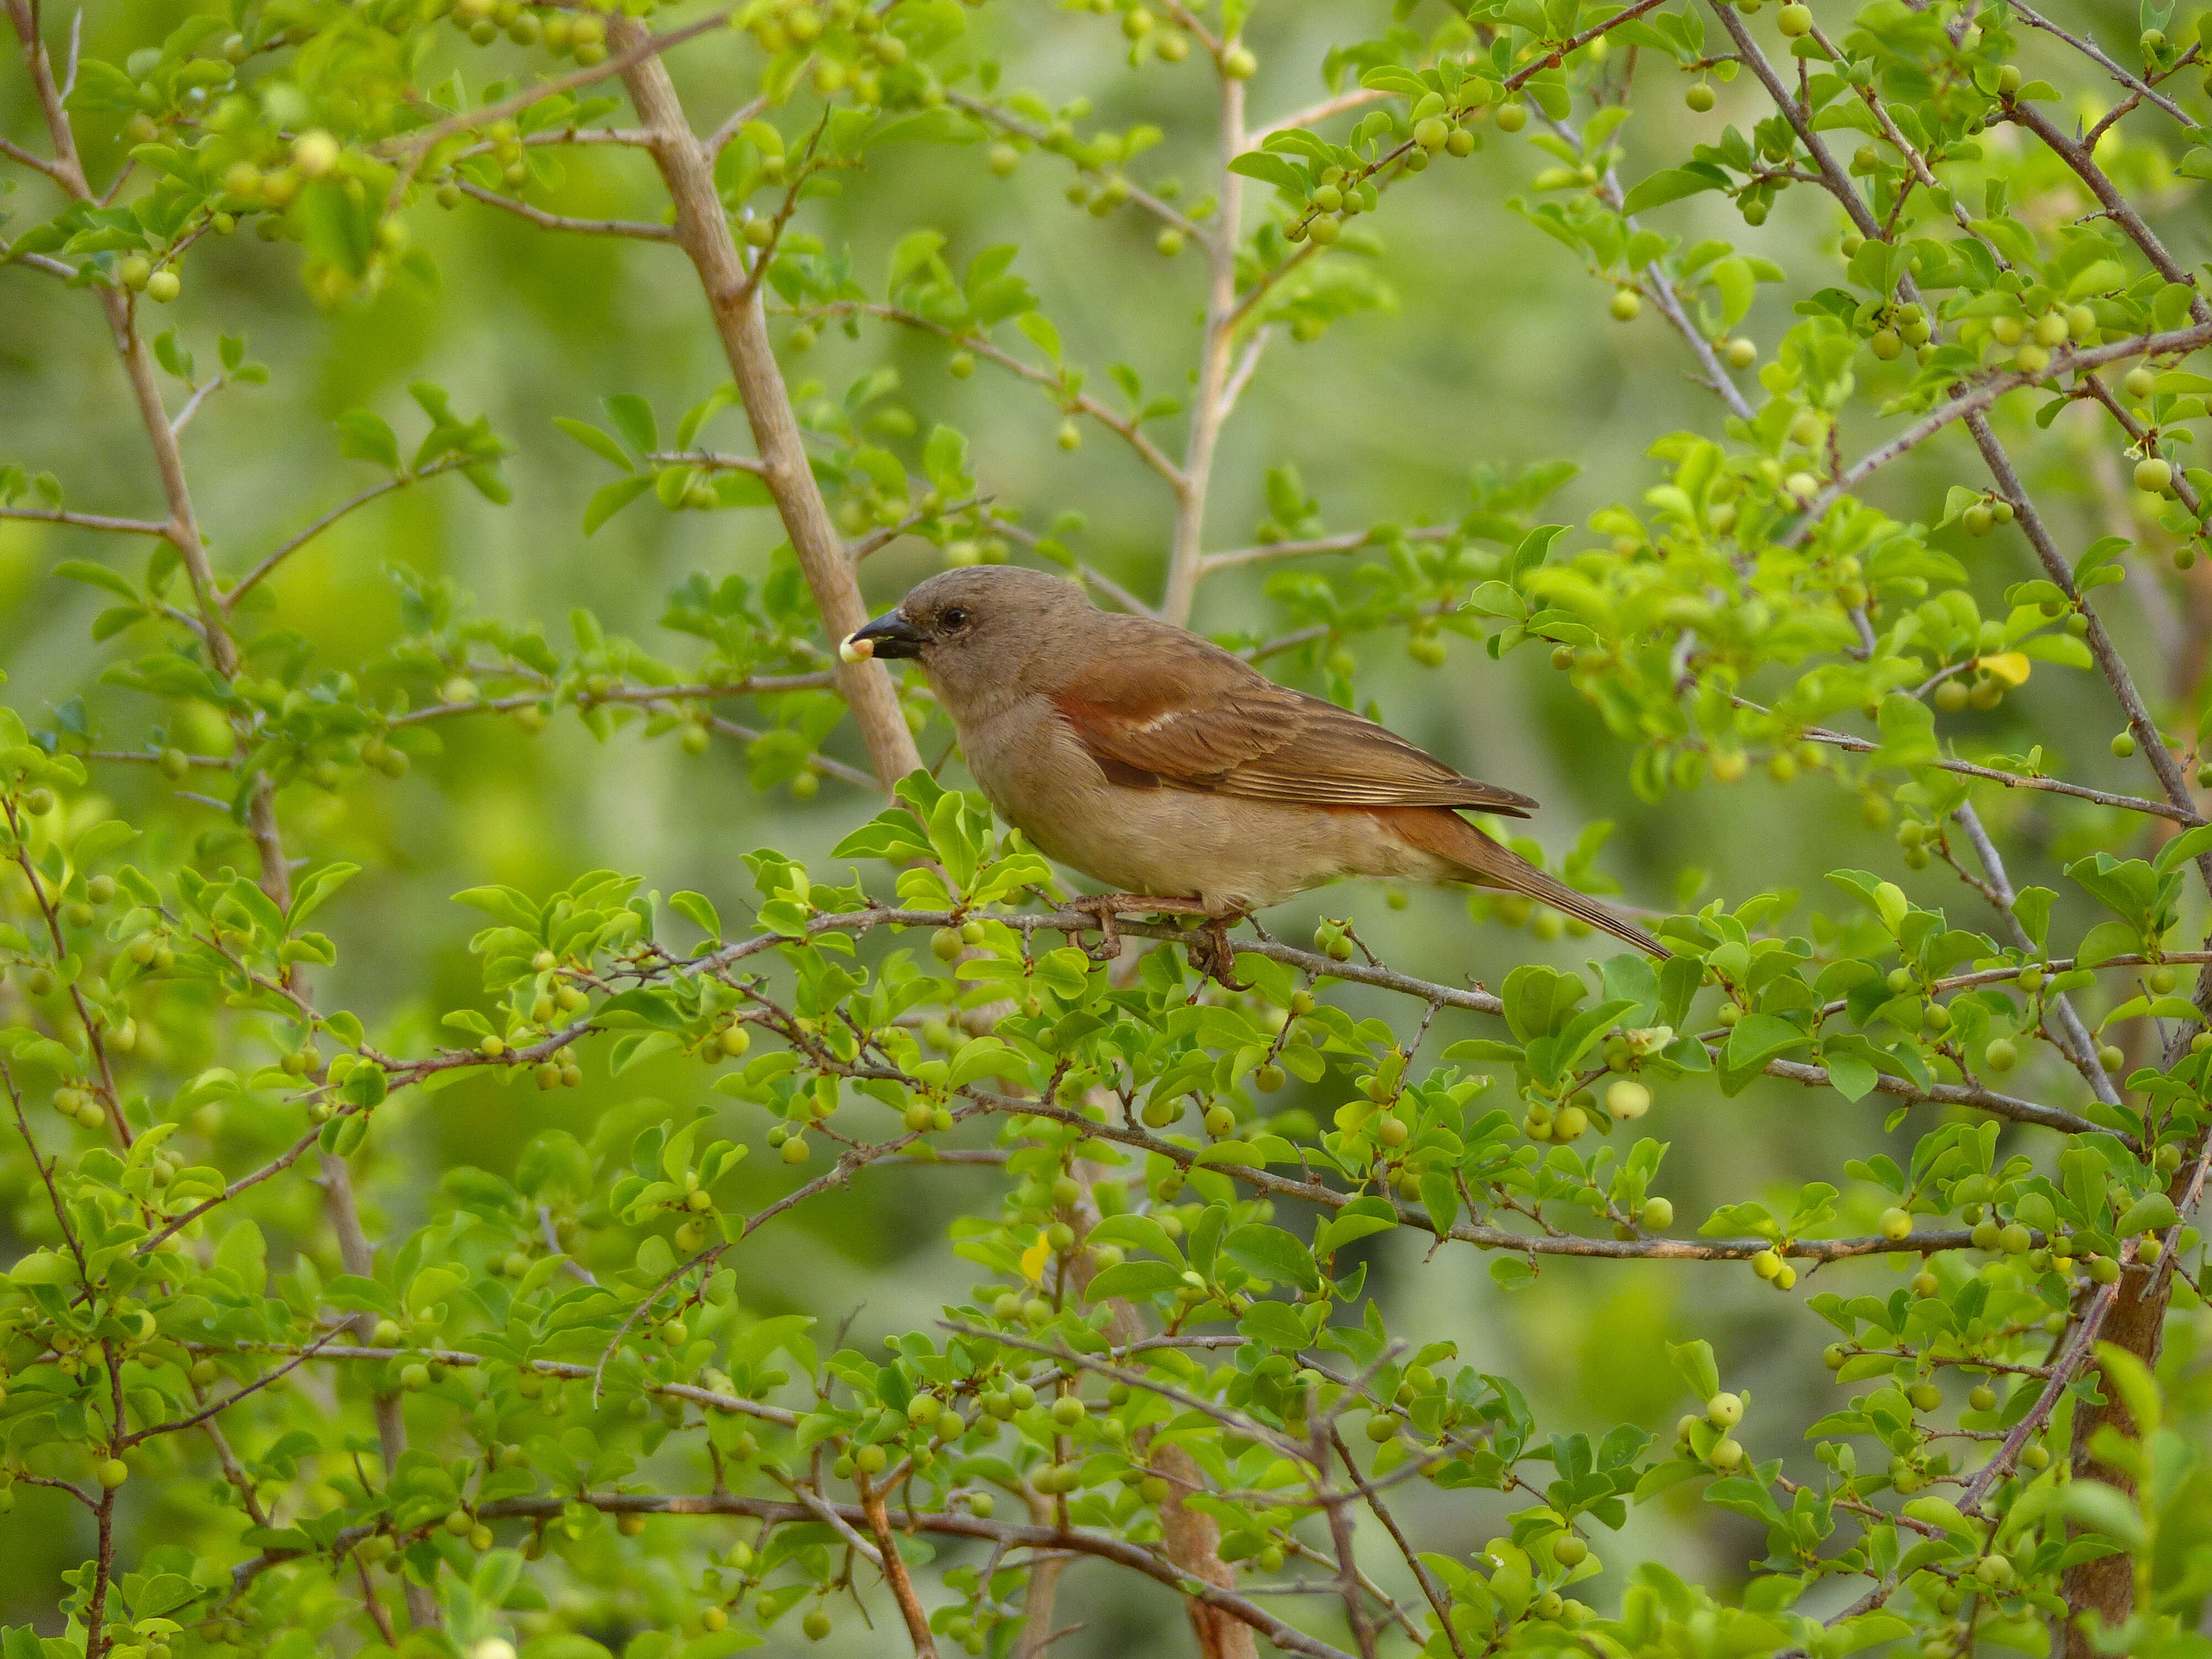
[
  {"xmin": 1019, "ymin": 1235, "xmax": 1051, "ymax": 1285},
  {"xmin": 1980, "ymin": 652, "xmax": 2032, "ymax": 687}
]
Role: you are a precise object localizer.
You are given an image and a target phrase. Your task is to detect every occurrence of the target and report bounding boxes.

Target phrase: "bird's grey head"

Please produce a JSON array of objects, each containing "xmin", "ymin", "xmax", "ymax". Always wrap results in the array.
[{"xmin": 842, "ymin": 566, "xmax": 1095, "ymax": 711}]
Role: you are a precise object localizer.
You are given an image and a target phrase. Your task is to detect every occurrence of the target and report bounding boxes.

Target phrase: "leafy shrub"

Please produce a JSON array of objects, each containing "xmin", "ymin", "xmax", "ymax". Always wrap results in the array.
[{"xmin": 3, "ymin": 0, "xmax": 2211, "ymax": 1656}]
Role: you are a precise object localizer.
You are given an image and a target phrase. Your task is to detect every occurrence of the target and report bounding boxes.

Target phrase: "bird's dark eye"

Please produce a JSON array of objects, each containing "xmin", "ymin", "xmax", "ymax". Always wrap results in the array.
[{"xmin": 941, "ymin": 607, "xmax": 970, "ymax": 629}]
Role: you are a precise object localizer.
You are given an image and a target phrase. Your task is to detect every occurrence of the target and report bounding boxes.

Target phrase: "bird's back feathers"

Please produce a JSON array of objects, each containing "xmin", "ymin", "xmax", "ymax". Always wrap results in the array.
[{"xmin": 1048, "ymin": 618, "xmax": 1539, "ymax": 816}]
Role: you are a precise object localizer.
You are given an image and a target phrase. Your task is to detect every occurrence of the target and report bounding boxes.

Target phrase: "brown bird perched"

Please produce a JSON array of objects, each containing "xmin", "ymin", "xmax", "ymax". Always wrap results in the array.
[{"xmin": 842, "ymin": 566, "xmax": 1664, "ymax": 976}]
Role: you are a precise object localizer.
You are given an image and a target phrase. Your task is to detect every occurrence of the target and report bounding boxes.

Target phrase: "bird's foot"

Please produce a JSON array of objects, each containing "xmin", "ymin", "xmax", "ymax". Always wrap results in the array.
[
  {"xmin": 1064, "ymin": 894, "xmax": 1231, "ymax": 977},
  {"xmin": 1188, "ymin": 915, "xmax": 1253, "ymax": 993},
  {"xmin": 1065, "ymin": 894, "xmax": 1129, "ymax": 962}
]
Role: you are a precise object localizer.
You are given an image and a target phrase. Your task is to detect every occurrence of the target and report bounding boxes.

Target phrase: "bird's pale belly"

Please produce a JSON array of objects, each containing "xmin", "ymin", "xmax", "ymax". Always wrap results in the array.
[{"xmin": 1005, "ymin": 780, "xmax": 1452, "ymax": 915}]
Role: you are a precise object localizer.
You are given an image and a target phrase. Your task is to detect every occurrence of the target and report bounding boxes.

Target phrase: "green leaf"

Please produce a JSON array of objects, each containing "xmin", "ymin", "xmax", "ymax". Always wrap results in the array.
[
  {"xmin": 831, "ymin": 812, "xmax": 935, "ymax": 862},
  {"xmin": 129, "ymin": 1573, "xmax": 201, "ymax": 1619},
  {"xmin": 9, "ymin": 1250, "xmax": 79, "ymax": 1285},
  {"xmin": 676, "ymin": 384, "xmax": 738, "ymax": 449},
  {"xmin": 72, "ymin": 819, "xmax": 140, "ymax": 865},
  {"xmin": 667, "ymin": 891, "xmax": 721, "ymax": 940},
  {"xmin": 1505, "ymin": 524, "xmax": 1566, "ymax": 587},
  {"xmin": 2064, "ymin": 259, "xmax": 2126, "ymax": 300},
  {"xmin": 888, "ymin": 227, "xmax": 947, "ymax": 289},
  {"xmin": 1873, "ymin": 694, "xmax": 1939, "ymax": 767},
  {"xmin": 1088, "ymin": 1214, "xmax": 1183, "ymax": 1263},
  {"xmin": 288, "ymin": 862, "xmax": 359, "ymax": 930},
  {"xmin": 583, "ymin": 475, "xmax": 655, "ymax": 536},
  {"xmin": 602, "ymin": 394, "xmax": 658, "ymax": 456},
  {"xmin": 1083, "ymin": 1260, "xmax": 1188, "ymax": 1301},
  {"xmin": 1221, "ymin": 1223, "xmax": 1321, "ymax": 1291},
  {"xmin": 1621, "ymin": 165, "xmax": 1726, "ymax": 214},
  {"xmin": 2091, "ymin": 1341, "xmax": 2160, "ymax": 1439},
  {"xmin": 1900, "ymin": 1495, "xmax": 1976, "ymax": 1537},
  {"xmin": 2113, "ymin": 1192, "xmax": 2177, "ymax": 1237},
  {"xmin": 2074, "ymin": 919, "xmax": 2140, "ymax": 968},
  {"xmin": 1016, "ymin": 311, "xmax": 1062, "ymax": 363},
  {"xmin": 554, "ymin": 418, "xmax": 635, "ymax": 472},
  {"xmin": 2055, "ymin": 1480, "xmax": 2145, "ymax": 1549},
  {"xmin": 1668, "ymin": 1338, "xmax": 1719, "ymax": 1401},
  {"xmin": 598, "ymin": 989, "xmax": 686, "ymax": 1030},
  {"xmin": 451, "ymin": 885, "xmax": 541, "ymax": 930},
  {"xmin": 2153, "ymin": 823, "xmax": 2212, "ymax": 874},
  {"xmin": 334, "ymin": 410, "xmax": 401, "ymax": 472},
  {"xmin": 1723, "ymin": 1013, "xmax": 1814, "ymax": 1079},
  {"xmin": 1313, "ymin": 1202, "xmax": 1397, "ymax": 1259},
  {"xmin": 1237, "ymin": 1301, "xmax": 1311, "ymax": 1349},
  {"xmin": 2073, "ymin": 535, "xmax": 2130, "ymax": 587},
  {"xmin": 1418, "ymin": 1171, "xmax": 1460, "ymax": 1235},
  {"xmin": 520, "ymin": 1635, "xmax": 615, "ymax": 1659},
  {"xmin": 1226, "ymin": 150, "xmax": 1306, "ymax": 191},
  {"xmin": 922, "ymin": 424, "xmax": 968, "ymax": 488},
  {"xmin": 1822, "ymin": 1049, "xmax": 1877, "ymax": 1102},
  {"xmin": 946, "ymin": 1036, "xmax": 1030, "ymax": 1087},
  {"xmin": 51, "ymin": 560, "xmax": 138, "ymax": 601},
  {"xmin": 1829, "ymin": 1614, "xmax": 1914, "ymax": 1655}
]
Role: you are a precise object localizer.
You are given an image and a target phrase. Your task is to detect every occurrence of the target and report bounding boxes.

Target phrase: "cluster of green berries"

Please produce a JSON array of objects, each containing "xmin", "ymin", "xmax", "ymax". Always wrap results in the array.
[
  {"xmin": 1985, "ymin": 303, "xmax": 2098, "ymax": 375},
  {"xmin": 446, "ymin": 0, "xmax": 598, "ymax": 54},
  {"xmin": 1867, "ymin": 301, "xmax": 1931, "ymax": 362},
  {"xmin": 1955, "ymin": 493, "xmax": 2017, "ymax": 538},
  {"xmin": 1311, "ymin": 918, "xmax": 1356, "ymax": 961},
  {"xmin": 115, "ymin": 253, "xmax": 183, "ymax": 304}
]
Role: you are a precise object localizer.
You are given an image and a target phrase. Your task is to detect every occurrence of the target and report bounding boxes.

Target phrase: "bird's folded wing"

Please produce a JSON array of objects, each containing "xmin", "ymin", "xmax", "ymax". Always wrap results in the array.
[{"xmin": 1048, "ymin": 639, "xmax": 1537, "ymax": 816}]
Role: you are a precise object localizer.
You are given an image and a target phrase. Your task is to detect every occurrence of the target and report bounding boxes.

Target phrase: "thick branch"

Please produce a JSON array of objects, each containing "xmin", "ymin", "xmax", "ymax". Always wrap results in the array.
[
  {"xmin": 1966, "ymin": 412, "xmax": 2212, "ymax": 887},
  {"xmin": 615, "ymin": 28, "xmax": 922, "ymax": 789},
  {"xmin": 860, "ymin": 1481, "xmax": 942, "ymax": 1657},
  {"xmin": 2001, "ymin": 102, "xmax": 2209, "ymax": 326},
  {"xmin": 1706, "ymin": 0, "xmax": 1876, "ymax": 238},
  {"xmin": 1160, "ymin": 69, "xmax": 1245, "ymax": 628},
  {"xmin": 1951, "ymin": 804, "xmax": 2122, "ymax": 1106}
]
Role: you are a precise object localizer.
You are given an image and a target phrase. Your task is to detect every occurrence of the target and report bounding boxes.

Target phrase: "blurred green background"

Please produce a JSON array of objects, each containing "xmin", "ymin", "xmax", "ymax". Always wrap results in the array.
[{"xmin": 5, "ymin": 0, "xmax": 2209, "ymax": 1647}]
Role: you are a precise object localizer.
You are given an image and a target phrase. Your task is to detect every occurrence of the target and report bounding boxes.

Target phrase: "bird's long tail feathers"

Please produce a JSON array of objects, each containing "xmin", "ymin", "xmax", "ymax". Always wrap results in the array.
[{"xmin": 1390, "ymin": 808, "xmax": 1668, "ymax": 957}]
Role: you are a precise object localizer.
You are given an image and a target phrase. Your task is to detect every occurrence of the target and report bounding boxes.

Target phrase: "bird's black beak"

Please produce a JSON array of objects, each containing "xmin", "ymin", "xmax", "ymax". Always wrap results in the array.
[{"xmin": 839, "ymin": 609, "xmax": 926, "ymax": 664}]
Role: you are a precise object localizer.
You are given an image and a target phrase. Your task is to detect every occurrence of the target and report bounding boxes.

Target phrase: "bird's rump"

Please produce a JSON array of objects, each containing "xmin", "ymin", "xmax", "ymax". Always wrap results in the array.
[{"xmin": 1047, "ymin": 623, "xmax": 1538, "ymax": 816}]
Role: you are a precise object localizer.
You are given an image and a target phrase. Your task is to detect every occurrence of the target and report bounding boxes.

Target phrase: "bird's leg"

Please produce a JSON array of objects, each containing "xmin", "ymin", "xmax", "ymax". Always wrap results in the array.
[
  {"xmin": 1063, "ymin": 894, "xmax": 1212, "ymax": 966},
  {"xmin": 1065, "ymin": 894, "xmax": 1125, "ymax": 962},
  {"xmin": 1192, "ymin": 914, "xmax": 1253, "ymax": 993}
]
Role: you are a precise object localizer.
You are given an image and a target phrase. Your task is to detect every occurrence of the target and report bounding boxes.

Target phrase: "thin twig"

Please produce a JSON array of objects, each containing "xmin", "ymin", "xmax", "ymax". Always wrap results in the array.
[
  {"xmin": 0, "ymin": 505, "xmax": 169, "ymax": 536},
  {"xmin": 2010, "ymin": 2, "xmax": 2201, "ymax": 131},
  {"xmin": 455, "ymin": 179, "xmax": 679, "ymax": 239},
  {"xmin": 226, "ymin": 457, "xmax": 469, "ymax": 607}
]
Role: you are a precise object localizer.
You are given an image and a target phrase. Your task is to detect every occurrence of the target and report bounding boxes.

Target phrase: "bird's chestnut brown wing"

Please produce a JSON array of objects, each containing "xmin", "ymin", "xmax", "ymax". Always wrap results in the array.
[{"xmin": 1047, "ymin": 629, "xmax": 1537, "ymax": 816}]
